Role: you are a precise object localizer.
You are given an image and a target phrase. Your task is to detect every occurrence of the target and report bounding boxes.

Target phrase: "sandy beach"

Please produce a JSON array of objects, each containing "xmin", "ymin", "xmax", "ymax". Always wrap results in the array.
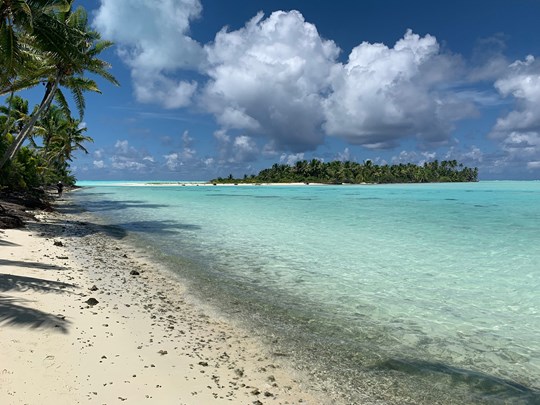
[{"xmin": 0, "ymin": 199, "xmax": 328, "ymax": 404}]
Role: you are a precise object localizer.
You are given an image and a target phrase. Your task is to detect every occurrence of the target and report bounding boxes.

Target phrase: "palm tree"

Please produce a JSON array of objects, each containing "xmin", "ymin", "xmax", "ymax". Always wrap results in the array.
[
  {"xmin": 0, "ymin": 94, "xmax": 29, "ymax": 139},
  {"xmin": 33, "ymin": 106, "xmax": 92, "ymax": 182},
  {"xmin": 0, "ymin": 0, "xmax": 73, "ymax": 95},
  {"xmin": 50, "ymin": 117, "xmax": 92, "ymax": 161},
  {"xmin": 0, "ymin": 2, "xmax": 118, "ymax": 170},
  {"xmin": 32, "ymin": 104, "xmax": 67, "ymax": 152}
]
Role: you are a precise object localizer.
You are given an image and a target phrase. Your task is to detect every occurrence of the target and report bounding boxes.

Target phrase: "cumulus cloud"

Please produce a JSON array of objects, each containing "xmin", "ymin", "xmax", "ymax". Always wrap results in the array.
[
  {"xmin": 201, "ymin": 11, "xmax": 339, "ymax": 151},
  {"xmin": 214, "ymin": 130, "xmax": 259, "ymax": 163},
  {"xmin": 391, "ymin": 150, "xmax": 437, "ymax": 166},
  {"xmin": 162, "ymin": 130, "xmax": 198, "ymax": 171},
  {"xmin": 391, "ymin": 145, "xmax": 483, "ymax": 168},
  {"xmin": 93, "ymin": 4, "xmax": 485, "ymax": 153},
  {"xmin": 93, "ymin": 0, "xmax": 204, "ymax": 107},
  {"xmin": 335, "ymin": 147, "xmax": 352, "ymax": 162},
  {"xmin": 106, "ymin": 139, "xmax": 156, "ymax": 171},
  {"xmin": 280, "ymin": 152, "xmax": 304, "ymax": 166},
  {"xmin": 489, "ymin": 55, "xmax": 540, "ymax": 169},
  {"xmin": 164, "ymin": 152, "xmax": 181, "ymax": 170},
  {"xmin": 324, "ymin": 30, "xmax": 473, "ymax": 149},
  {"xmin": 93, "ymin": 3, "xmax": 540, "ymax": 176}
]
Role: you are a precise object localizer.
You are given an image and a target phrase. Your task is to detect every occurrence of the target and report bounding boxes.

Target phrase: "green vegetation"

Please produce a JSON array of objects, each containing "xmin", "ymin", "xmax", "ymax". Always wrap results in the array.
[
  {"xmin": 0, "ymin": 0, "xmax": 117, "ymax": 190},
  {"xmin": 212, "ymin": 159, "xmax": 478, "ymax": 184}
]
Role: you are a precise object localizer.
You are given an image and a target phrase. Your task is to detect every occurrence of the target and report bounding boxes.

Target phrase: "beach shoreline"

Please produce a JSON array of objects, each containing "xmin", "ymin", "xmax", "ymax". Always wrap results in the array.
[{"xmin": 0, "ymin": 197, "xmax": 331, "ymax": 404}]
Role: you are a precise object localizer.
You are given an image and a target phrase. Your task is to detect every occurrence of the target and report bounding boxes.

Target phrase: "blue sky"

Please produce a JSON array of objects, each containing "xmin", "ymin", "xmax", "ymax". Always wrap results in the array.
[{"xmin": 26, "ymin": 1, "xmax": 540, "ymax": 180}]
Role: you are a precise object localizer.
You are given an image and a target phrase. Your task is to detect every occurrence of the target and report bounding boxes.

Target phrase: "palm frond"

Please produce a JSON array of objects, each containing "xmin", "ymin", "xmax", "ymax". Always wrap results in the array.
[{"xmin": 53, "ymin": 88, "xmax": 71, "ymax": 117}]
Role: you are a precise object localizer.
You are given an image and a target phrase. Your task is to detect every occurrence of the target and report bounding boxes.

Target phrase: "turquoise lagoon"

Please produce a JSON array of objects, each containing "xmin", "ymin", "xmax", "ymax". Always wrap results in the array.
[{"xmin": 73, "ymin": 181, "xmax": 540, "ymax": 404}]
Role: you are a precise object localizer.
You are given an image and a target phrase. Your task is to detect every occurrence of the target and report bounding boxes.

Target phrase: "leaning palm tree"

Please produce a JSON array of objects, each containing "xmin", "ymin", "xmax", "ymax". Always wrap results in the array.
[{"xmin": 0, "ymin": 2, "xmax": 118, "ymax": 170}]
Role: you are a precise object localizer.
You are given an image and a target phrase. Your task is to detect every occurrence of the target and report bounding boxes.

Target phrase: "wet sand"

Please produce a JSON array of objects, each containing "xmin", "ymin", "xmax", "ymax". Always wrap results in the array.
[{"xmin": 0, "ymin": 200, "xmax": 330, "ymax": 404}]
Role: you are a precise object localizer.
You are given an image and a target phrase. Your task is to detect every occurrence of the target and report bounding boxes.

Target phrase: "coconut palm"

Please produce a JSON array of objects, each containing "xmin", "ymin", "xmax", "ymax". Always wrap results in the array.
[
  {"xmin": 0, "ymin": 0, "xmax": 73, "ymax": 95},
  {"xmin": 0, "ymin": 2, "xmax": 118, "ymax": 170},
  {"xmin": 0, "ymin": 94, "xmax": 29, "ymax": 139},
  {"xmin": 46, "ymin": 116, "xmax": 92, "ymax": 165}
]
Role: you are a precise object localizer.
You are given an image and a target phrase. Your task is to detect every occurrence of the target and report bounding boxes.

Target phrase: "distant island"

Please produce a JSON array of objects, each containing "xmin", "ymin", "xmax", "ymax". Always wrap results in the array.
[{"xmin": 211, "ymin": 159, "xmax": 478, "ymax": 184}]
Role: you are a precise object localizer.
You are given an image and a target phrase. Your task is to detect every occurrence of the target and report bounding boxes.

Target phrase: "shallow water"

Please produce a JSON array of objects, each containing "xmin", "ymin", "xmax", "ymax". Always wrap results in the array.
[{"xmin": 73, "ymin": 181, "xmax": 540, "ymax": 403}]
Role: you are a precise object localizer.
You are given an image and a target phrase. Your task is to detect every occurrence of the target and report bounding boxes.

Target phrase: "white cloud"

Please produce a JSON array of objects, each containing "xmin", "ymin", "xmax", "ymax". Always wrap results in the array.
[
  {"xmin": 280, "ymin": 152, "xmax": 304, "ymax": 166},
  {"xmin": 335, "ymin": 147, "xmax": 352, "ymax": 162},
  {"xmin": 92, "ymin": 4, "xmax": 540, "ymax": 176},
  {"xmin": 489, "ymin": 55, "xmax": 540, "ymax": 170},
  {"xmin": 93, "ymin": 160, "xmax": 106, "ymax": 169},
  {"xmin": 93, "ymin": 0, "xmax": 204, "ymax": 107},
  {"xmin": 162, "ymin": 131, "xmax": 197, "ymax": 170},
  {"xmin": 214, "ymin": 130, "xmax": 259, "ymax": 163},
  {"xmin": 114, "ymin": 140, "xmax": 130, "ymax": 154},
  {"xmin": 108, "ymin": 139, "xmax": 155, "ymax": 172},
  {"xmin": 324, "ymin": 30, "xmax": 473, "ymax": 149},
  {"xmin": 164, "ymin": 152, "xmax": 181, "ymax": 170},
  {"xmin": 391, "ymin": 150, "xmax": 437, "ymax": 166},
  {"xmin": 201, "ymin": 11, "xmax": 340, "ymax": 151},
  {"xmin": 491, "ymin": 56, "xmax": 540, "ymax": 137}
]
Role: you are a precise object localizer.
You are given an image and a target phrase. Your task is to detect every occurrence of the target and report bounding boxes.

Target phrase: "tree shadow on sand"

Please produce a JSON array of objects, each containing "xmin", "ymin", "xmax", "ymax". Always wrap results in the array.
[
  {"xmin": 0, "ymin": 296, "xmax": 70, "ymax": 333},
  {"xmin": 0, "ymin": 259, "xmax": 66, "ymax": 271},
  {"xmin": 0, "ymin": 273, "xmax": 76, "ymax": 333},
  {"xmin": 0, "ymin": 236, "xmax": 20, "ymax": 247},
  {"xmin": 0, "ymin": 273, "xmax": 75, "ymax": 293}
]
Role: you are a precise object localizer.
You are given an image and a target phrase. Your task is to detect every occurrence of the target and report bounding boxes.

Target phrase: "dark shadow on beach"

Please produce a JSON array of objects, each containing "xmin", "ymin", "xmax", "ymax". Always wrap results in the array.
[
  {"xmin": 0, "ymin": 237, "xmax": 20, "ymax": 247},
  {"xmin": 0, "ymin": 296, "xmax": 70, "ymax": 333},
  {"xmin": 0, "ymin": 259, "xmax": 66, "ymax": 271},
  {"xmin": 0, "ymin": 273, "xmax": 75, "ymax": 294},
  {"xmin": 375, "ymin": 358, "xmax": 540, "ymax": 403}
]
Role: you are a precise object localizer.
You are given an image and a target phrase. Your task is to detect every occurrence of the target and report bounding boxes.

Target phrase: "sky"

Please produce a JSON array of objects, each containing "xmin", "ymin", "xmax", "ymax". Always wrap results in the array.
[{"xmin": 19, "ymin": 1, "xmax": 540, "ymax": 180}]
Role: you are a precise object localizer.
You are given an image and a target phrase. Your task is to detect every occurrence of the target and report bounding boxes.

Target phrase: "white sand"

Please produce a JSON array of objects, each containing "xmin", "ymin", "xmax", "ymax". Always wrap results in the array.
[{"xmin": 0, "ymin": 208, "xmax": 329, "ymax": 404}]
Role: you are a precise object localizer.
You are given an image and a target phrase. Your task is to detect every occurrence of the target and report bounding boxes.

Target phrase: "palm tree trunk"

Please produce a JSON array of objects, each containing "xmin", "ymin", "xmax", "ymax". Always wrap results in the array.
[{"xmin": 0, "ymin": 72, "xmax": 61, "ymax": 170}]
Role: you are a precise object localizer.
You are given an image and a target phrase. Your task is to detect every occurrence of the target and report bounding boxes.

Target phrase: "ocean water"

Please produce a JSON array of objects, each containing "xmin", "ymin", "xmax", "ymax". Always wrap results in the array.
[{"xmin": 72, "ymin": 181, "xmax": 540, "ymax": 404}]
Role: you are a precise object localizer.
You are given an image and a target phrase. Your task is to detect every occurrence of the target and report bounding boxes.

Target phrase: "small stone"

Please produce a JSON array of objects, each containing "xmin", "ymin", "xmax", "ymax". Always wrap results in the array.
[
  {"xmin": 198, "ymin": 361, "xmax": 208, "ymax": 367},
  {"xmin": 130, "ymin": 270, "xmax": 140, "ymax": 276},
  {"xmin": 85, "ymin": 298, "xmax": 99, "ymax": 306},
  {"xmin": 264, "ymin": 391, "xmax": 274, "ymax": 397},
  {"xmin": 234, "ymin": 368, "xmax": 244, "ymax": 377},
  {"xmin": 251, "ymin": 388, "xmax": 260, "ymax": 395},
  {"xmin": 53, "ymin": 240, "xmax": 64, "ymax": 247},
  {"xmin": 158, "ymin": 350, "xmax": 168, "ymax": 355},
  {"xmin": 89, "ymin": 285, "xmax": 99, "ymax": 291}
]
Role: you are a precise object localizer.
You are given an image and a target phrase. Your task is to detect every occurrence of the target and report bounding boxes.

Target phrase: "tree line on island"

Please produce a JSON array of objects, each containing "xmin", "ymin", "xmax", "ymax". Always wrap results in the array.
[
  {"xmin": 0, "ymin": 0, "xmax": 118, "ymax": 191},
  {"xmin": 212, "ymin": 159, "xmax": 479, "ymax": 184}
]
